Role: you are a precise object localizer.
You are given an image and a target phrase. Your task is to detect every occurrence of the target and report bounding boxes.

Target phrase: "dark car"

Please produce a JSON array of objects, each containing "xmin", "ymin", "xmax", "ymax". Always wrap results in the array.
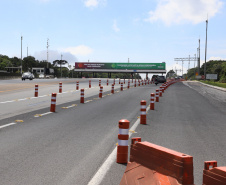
[
  {"xmin": 157, "ymin": 76, "xmax": 166, "ymax": 83},
  {"xmin": 22, "ymin": 72, "xmax": 34, "ymax": 81}
]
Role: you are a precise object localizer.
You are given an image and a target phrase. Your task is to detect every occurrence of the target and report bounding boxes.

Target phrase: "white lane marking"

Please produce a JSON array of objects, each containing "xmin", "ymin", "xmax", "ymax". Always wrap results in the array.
[
  {"xmin": 0, "ymin": 122, "xmax": 16, "ymax": 129},
  {"xmin": 34, "ymin": 112, "xmax": 53, "ymax": 117},
  {"xmin": 88, "ymin": 106, "xmax": 150, "ymax": 185}
]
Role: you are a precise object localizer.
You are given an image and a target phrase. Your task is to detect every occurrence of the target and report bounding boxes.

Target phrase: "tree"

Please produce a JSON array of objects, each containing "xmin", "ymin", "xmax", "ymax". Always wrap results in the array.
[
  {"xmin": 53, "ymin": 60, "xmax": 68, "ymax": 78},
  {"xmin": 166, "ymin": 70, "xmax": 176, "ymax": 78}
]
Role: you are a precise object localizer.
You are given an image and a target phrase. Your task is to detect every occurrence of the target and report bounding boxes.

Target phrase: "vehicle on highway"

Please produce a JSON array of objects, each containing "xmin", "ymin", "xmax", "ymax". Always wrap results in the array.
[
  {"xmin": 39, "ymin": 74, "xmax": 44, "ymax": 79},
  {"xmin": 157, "ymin": 75, "xmax": 166, "ymax": 83},
  {"xmin": 21, "ymin": 72, "xmax": 34, "ymax": 81}
]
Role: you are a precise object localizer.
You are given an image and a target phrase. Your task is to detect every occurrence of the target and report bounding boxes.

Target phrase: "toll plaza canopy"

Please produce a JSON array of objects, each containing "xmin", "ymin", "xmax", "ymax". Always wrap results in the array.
[{"xmin": 74, "ymin": 62, "xmax": 166, "ymax": 73}]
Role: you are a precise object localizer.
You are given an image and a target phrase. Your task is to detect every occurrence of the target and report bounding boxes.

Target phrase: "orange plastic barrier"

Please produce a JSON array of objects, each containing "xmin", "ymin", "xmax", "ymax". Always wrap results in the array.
[
  {"xmin": 120, "ymin": 138, "xmax": 194, "ymax": 185},
  {"xmin": 203, "ymin": 161, "xmax": 226, "ymax": 185}
]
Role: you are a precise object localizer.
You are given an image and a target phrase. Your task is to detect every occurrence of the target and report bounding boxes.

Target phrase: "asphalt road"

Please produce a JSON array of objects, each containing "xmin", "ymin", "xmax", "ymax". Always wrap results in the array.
[{"xmin": 0, "ymin": 79, "xmax": 225, "ymax": 185}]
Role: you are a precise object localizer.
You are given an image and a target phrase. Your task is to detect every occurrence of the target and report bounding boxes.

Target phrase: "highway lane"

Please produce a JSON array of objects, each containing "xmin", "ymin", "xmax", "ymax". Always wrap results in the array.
[
  {"xmin": 0, "ymin": 78, "xmax": 124, "ymax": 120},
  {"xmin": 0, "ymin": 80, "xmax": 225, "ymax": 185},
  {"xmin": 0, "ymin": 79, "xmax": 154, "ymax": 185},
  {"xmin": 101, "ymin": 82, "xmax": 226, "ymax": 185}
]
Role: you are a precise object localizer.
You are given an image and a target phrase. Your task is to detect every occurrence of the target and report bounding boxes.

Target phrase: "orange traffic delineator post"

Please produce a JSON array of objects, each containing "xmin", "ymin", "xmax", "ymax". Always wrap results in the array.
[
  {"xmin": 140, "ymin": 100, "xmax": 146, "ymax": 125},
  {"xmin": 156, "ymin": 89, "xmax": 159, "ymax": 102},
  {"xmin": 203, "ymin": 161, "xmax": 226, "ymax": 185},
  {"xmin": 116, "ymin": 119, "xmax": 130, "ymax": 164},
  {"xmin": 145, "ymin": 80, "xmax": 146, "ymax": 85},
  {"xmin": 89, "ymin": 80, "xmax": 91, "ymax": 88},
  {"xmin": 124, "ymin": 79, "xmax": 125, "ymax": 84},
  {"xmin": 107, "ymin": 79, "xmax": 109, "ymax": 86},
  {"xmin": 142, "ymin": 80, "xmax": 144, "ymax": 86},
  {"xmin": 121, "ymin": 83, "xmax": 123, "ymax": 91},
  {"xmin": 111, "ymin": 84, "xmax": 114, "ymax": 94},
  {"xmin": 99, "ymin": 86, "xmax": 103, "ymax": 98},
  {"xmin": 132, "ymin": 79, "xmax": 133, "ymax": 83},
  {"xmin": 99, "ymin": 80, "xmax": 101, "ymax": 87},
  {"xmin": 114, "ymin": 79, "xmax": 115, "ymax": 85},
  {"xmin": 134, "ymin": 81, "xmax": 136, "ymax": 87},
  {"xmin": 34, "ymin": 84, "xmax": 38, "ymax": 97},
  {"xmin": 119, "ymin": 78, "xmax": 121, "ymax": 84},
  {"xmin": 138, "ymin": 81, "xmax": 140, "ymax": 86},
  {"xmin": 76, "ymin": 81, "xmax": 79, "ymax": 90},
  {"xmin": 59, "ymin": 82, "xmax": 62, "ymax": 93},
  {"xmin": 50, "ymin": 93, "xmax": 57, "ymax": 112},
  {"xmin": 80, "ymin": 89, "xmax": 84, "ymax": 103},
  {"xmin": 159, "ymin": 87, "xmax": 162, "ymax": 97},
  {"xmin": 150, "ymin": 93, "xmax": 155, "ymax": 110},
  {"xmin": 161, "ymin": 85, "xmax": 165, "ymax": 93},
  {"xmin": 127, "ymin": 80, "xmax": 130, "ymax": 89},
  {"xmin": 120, "ymin": 138, "xmax": 194, "ymax": 185}
]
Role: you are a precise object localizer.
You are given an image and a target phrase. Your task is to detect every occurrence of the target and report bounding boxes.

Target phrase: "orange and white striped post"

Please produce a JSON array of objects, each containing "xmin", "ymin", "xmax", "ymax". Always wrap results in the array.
[
  {"xmin": 119, "ymin": 78, "xmax": 121, "ymax": 84},
  {"xmin": 124, "ymin": 79, "xmax": 125, "ymax": 84},
  {"xmin": 89, "ymin": 80, "xmax": 91, "ymax": 88},
  {"xmin": 111, "ymin": 84, "xmax": 114, "ymax": 94},
  {"xmin": 99, "ymin": 80, "xmax": 101, "ymax": 87},
  {"xmin": 161, "ymin": 85, "xmax": 165, "ymax": 93},
  {"xmin": 50, "ymin": 93, "xmax": 57, "ymax": 112},
  {"xmin": 117, "ymin": 119, "xmax": 130, "ymax": 164},
  {"xmin": 99, "ymin": 86, "xmax": 103, "ymax": 98},
  {"xmin": 59, "ymin": 82, "xmax": 62, "ymax": 93},
  {"xmin": 134, "ymin": 80, "xmax": 136, "ymax": 87},
  {"xmin": 156, "ymin": 89, "xmax": 159, "ymax": 102},
  {"xmin": 145, "ymin": 80, "xmax": 146, "ymax": 85},
  {"xmin": 80, "ymin": 89, "xmax": 84, "ymax": 103},
  {"xmin": 159, "ymin": 87, "xmax": 162, "ymax": 97},
  {"xmin": 148, "ymin": 80, "xmax": 150, "ymax": 84},
  {"xmin": 142, "ymin": 80, "xmax": 144, "ymax": 86},
  {"xmin": 150, "ymin": 93, "xmax": 155, "ymax": 110},
  {"xmin": 127, "ymin": 80, "xmax": 130, "ymax": 89},
  {"xmin": 114, "ymin": 79, "xmax": 115, "ymax": 85},
  {"xmin": 121, "ymin": 83, "xmax": 123, "ymax": 91},
  {"xmin": 138, "ymin": 80, "xmax": 140, "ymax": 86},
  {"xmin": 140, "ymin": 100, "xmax": 146, "ymax": 124},
  {"xmin": 34, "ymin": 84, "xmax": 38, "ymax": 97},
  {"xmin": 132, "ymin": 78, "xmax": 133, "ymax": 83},
  {"xmin": 76, "ymin": 81, "xmax": 79, "ymax": 90},
  {"xmin": 107, "ymin": 79, "xmax": 109, "ymax": 86}
]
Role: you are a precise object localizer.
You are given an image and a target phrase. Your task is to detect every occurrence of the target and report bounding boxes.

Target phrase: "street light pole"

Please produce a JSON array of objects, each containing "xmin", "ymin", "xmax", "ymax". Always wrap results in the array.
[
  {"xmin": 204, "ymin": 19, "xmax": 208, "ymax": 79},
  {"xmin": 61, "ymin": 54, "xmax": 63, "ymax": 78},
  {"xmin": 21, "ymin": 36, "xmax": 23, "ymax": 74}
]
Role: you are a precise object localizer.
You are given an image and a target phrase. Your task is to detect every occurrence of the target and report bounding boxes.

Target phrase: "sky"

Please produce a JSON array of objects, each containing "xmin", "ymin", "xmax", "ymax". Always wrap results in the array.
[{"xmin": 0, "ymin": 0, "xmax": 226, "ymax": 76}]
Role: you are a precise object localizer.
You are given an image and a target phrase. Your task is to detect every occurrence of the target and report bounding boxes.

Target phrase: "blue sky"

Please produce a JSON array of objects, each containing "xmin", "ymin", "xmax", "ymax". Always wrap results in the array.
[{"xmin": 0, "ymin": 0, "xmax": 225, "ymax": 76}]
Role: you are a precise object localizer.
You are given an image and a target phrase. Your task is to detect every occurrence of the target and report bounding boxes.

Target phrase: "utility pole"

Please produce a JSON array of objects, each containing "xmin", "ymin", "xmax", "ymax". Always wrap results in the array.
[
  {"xmin": 21, "ymin": 35, "xmax": 23, "ymax": 74},
  {"xmin": 47, "ymin": 38, "xmax": 49, "ymax": 68},
  {"xmin": 198, "ymin": 39, "xmax": 200, "ymax": 75},
  {"xmin": 61, "ymin": 54, "xmax": 63, "ymax": 78},
  {"xmin": 204, "ymin": 19, "xmax": 208, "ymax": 79}
]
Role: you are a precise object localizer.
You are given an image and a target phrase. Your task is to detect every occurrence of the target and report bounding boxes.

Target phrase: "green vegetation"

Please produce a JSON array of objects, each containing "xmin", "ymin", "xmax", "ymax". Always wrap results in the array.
[
  {"xmin": 186, "ymin": 60, "xmax": 226, "ymax": 83},
  {"xmin": 200, "ymin": 80, "xmax": 226, "ymax": 88}
]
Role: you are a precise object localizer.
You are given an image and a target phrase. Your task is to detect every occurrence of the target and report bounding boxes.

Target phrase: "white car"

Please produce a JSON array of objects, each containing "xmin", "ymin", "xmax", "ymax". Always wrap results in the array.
[
  {"xmin": 39, "ymin": 74, "xmax": 45, "ymax": 79},
  {"xmin": 22, "ymin": 72, "xmax": 34, "ymax": 81}
]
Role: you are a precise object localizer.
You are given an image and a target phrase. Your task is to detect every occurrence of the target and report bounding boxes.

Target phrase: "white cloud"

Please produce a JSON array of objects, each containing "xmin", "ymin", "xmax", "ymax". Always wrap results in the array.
[
  {"xmin": 84, "ymin": 0, "xmax": 98, "ymax": 7},
  {"xmin": 63, "ymin": 45, "xmax": 93, "ymax": 56},
  {"xmin": 146, "ymin": 0, "xmax": 223, "ymax": 25},
  {"xmin": 113, "ymin": 20, "xmax": 120, "ymax": 32},
  {"xmin": 34, "ymin": 50, "xmax": 78, "ymax": 66},
  {"xmin": 83, "ymin": 0, "xmax": 106, "ymax": 8}
]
